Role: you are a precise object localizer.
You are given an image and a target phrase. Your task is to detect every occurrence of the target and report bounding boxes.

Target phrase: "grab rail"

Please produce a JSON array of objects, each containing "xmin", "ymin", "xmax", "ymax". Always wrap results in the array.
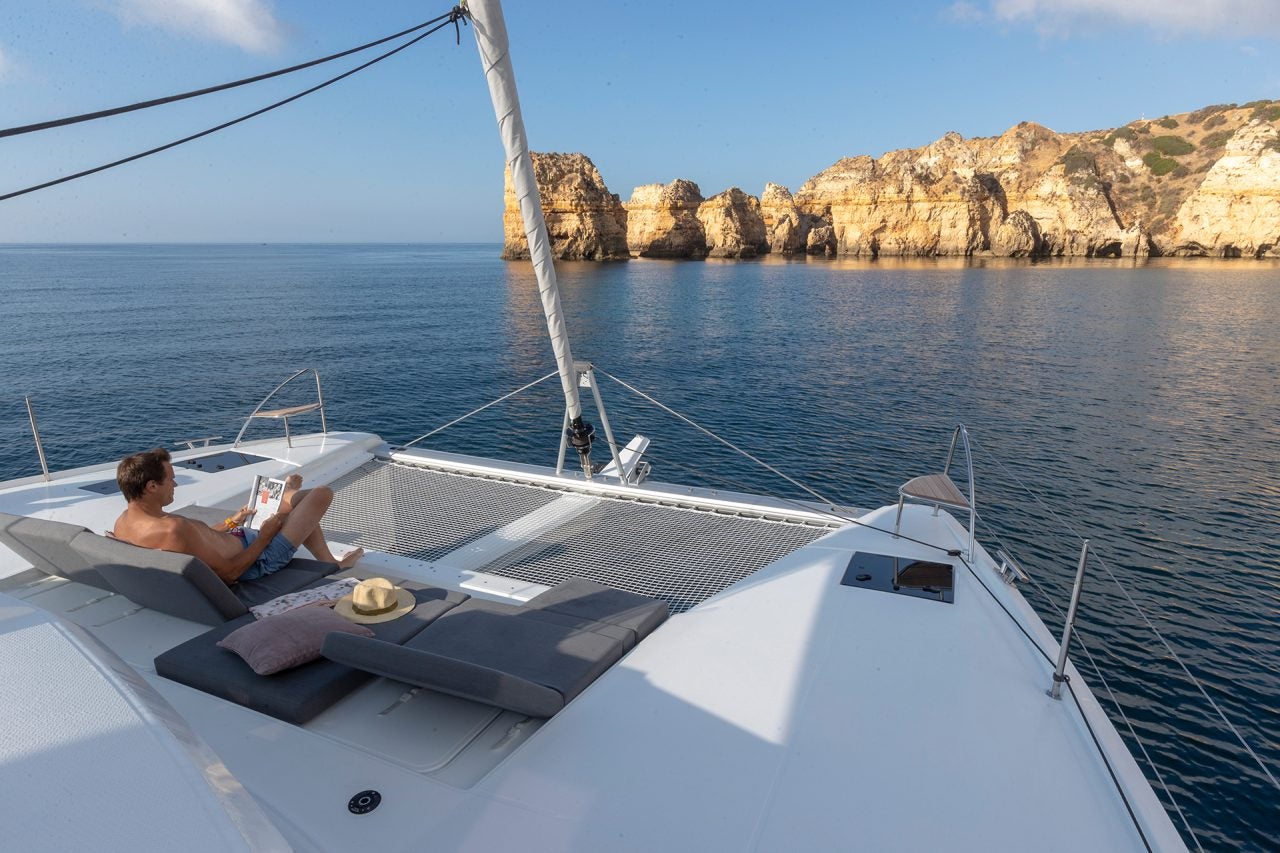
[
  {"xmin": 232, "ymin": 368, "xmax": 328, "ymax": 448},
  {"xmin": 24, "ymin": 396, "xmax": 50, "ymax": 482},
  {"xmin": 943, "ymin": 424, "xmax": 976, "ymax": 558}
]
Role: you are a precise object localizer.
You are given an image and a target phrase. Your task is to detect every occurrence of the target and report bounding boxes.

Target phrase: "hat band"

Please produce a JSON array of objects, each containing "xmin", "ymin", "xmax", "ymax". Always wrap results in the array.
[{"xmin": 352, "ymin": 598, "xmax": 398, "ymax": 616}]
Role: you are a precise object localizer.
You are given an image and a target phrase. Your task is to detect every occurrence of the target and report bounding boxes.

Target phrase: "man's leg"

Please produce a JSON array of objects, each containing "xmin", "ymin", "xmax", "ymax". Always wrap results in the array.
[{"xmin": 279, "ymin": 486, "xmax": 362, "ymax": 568}]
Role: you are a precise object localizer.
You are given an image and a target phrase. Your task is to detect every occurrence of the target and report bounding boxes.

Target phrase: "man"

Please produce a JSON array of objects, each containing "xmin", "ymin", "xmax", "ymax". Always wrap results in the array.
[{"xmin": 112, "ymin": 448, "xmax": 362, "ymax": 584}]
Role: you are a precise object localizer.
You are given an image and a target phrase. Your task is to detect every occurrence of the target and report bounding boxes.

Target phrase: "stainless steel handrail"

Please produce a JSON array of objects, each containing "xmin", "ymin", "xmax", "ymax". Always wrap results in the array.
[
  {"xmin": 942, "ymin": 424, "xmax": 977, "ymax": 559},
  {"xmin": 232, "ymin": 368, "xmax": 328, "ymax": 448},
  {"xmin": 24, "ymin": 396, "xmax": 50, "ymax": 482}
]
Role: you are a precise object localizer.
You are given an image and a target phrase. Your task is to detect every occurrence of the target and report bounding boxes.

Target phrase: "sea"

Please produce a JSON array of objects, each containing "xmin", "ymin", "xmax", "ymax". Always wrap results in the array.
[{"xmin": 1, "ymin": 243, "xmax": 1277, "ymax": 850}]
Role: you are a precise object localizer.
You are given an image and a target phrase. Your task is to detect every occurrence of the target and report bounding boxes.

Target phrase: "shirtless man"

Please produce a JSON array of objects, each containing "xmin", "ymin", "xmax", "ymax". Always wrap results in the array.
[{"xmin": 112, "ymin": 448, "xmax": 362, "ymax": 584}]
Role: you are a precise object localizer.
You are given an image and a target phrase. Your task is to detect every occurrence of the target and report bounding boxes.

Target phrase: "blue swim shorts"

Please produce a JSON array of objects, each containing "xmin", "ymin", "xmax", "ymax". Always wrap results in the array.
[{"xmin": 238, "ymin": 526, "xmax": 298, "ymax": 582}]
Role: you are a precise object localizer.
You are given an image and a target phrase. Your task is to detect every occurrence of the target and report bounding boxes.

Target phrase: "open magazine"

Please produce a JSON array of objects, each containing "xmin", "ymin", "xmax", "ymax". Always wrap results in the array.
[{"xmin": 246, "ymin": 475, "xmax": 288, "ymax": 530}]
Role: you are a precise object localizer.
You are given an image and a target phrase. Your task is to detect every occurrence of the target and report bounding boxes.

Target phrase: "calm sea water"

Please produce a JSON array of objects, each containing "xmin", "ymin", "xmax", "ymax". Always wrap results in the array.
[{"xmin": 1, "ymin": 244, "xmax": 1277, "ymax": 849}]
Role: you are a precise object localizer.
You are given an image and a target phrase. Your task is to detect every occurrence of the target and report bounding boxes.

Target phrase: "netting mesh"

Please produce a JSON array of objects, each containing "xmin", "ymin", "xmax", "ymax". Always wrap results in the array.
[
  {"xmin": 326, "ymin": 459, "xmax": 836, "ymax": 613},
  {"xmin": 324, "ymin": 460, "xmax": 560, "ymax": 562}
]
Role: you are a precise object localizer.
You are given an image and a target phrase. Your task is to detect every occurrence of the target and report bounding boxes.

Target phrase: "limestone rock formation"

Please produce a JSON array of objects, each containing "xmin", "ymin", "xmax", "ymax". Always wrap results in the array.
[
  {"xmin": 991, "ymin": 210, "xmax": 1043, "ymax": 257},
  {"xmin": 1170, "ymin": 121, "xmax": 1280, "ymax": 258},
  {"xmin": 697, "ymin": 188, "xmax": 768, "ymax": 258},
  {"xmin": 503, "ymin": 100, "xmax": 1280, "ymax": 260},
  {"xmin": 502, "ymin": 153, "xmax": 629, "ymax": 261},
  {"xmin": 806, "ymin": 224, "xmax": 836, "ymax": 256},
  {"xmin": 759, "ymin": 183, "xmax": 807, "ymax": 254},
  {"xmin": 624, "ymin": 180, "xmax": 707, "ymax": 258}
]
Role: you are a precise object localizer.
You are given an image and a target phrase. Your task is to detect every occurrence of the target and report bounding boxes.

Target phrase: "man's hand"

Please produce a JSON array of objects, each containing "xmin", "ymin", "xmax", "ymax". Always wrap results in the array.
[{"xmin": 259, "ymin": 513, "xmax": 286, "ymax": 538}]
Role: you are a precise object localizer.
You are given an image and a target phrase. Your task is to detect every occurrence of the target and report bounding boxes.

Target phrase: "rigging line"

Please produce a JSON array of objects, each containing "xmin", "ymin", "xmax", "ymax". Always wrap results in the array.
[
  {"xmin": 594, "ymin": 368, "xmax": 841, "ymax": 510},
  {"xmin": 640, "ymin": 450, "xmax": 846, "ymax": 526},
  {"xmin": 0, "ymin": 11, "xmax": 458, "ymax": 140},
  {"xmin": 1065, "ymin": 673, "xmax": 1157, "ymax": 853},
  {"xmin": 642, "ymin": 448, "xmax": 855, "ymax": 526},
  {"xmin": 600, "ymin": 373, "xmax": 964, "ymax": 556},
  {"xmin": 952, "ymin": 549, "xmax": 1156, "ymax": 853},
  {"xmin": 969, "ymin": 434, "xmax": 1280, "ymax": 794},
  {"xmin": 0, "ymin": 9, "xmax": 465, "ymax": 204},
  {"xmin": 398, "ymin": 370, "xmax": 560, "ymax": 449},
  {"xmin": 1075, "ymin": 628, "xmax": 1206, "ymax": 852},
  {"xmin": 981, "ymin": 512, "xmax": 1201, "ymax": 848}
]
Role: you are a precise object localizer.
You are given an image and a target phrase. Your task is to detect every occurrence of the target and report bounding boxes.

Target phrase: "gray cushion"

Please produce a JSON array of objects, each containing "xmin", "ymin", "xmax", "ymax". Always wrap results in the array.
[
  {"xmin": 0, "ymin": 511, "xmax": 111, "ymax": 591},
  {"xmin": 156, "ymin": 583, "xmax": 467, "ymax": 724},
  {"xmin": 229, "ymin": 559, "xmax": 335, "ymax": 608},
  {"xmin": 524, "ymin": 577, "xmax": 669, "ymax": 648},
  {"xmin": 70, "ymin": 530, "xmax": 335, "ymax": 625},
  {"xmin": 322, "ymin": 597, "xmax": 629, "ymax": 718},
  {"xmin": 72, "ymin": 530, "xmax": 246, "ymax": 624}
]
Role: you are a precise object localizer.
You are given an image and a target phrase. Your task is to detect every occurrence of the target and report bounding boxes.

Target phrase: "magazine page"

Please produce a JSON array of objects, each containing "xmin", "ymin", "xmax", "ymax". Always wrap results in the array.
[{"xmin": 247, "ymin": 475, "xmax": 288, "ymax": 530}]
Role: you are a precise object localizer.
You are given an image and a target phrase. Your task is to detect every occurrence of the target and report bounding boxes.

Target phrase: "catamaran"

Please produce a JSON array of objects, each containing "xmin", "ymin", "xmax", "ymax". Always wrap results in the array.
[{"xmin": 0, "ymin": 2, "xmax": 1227, "ymax": 849}]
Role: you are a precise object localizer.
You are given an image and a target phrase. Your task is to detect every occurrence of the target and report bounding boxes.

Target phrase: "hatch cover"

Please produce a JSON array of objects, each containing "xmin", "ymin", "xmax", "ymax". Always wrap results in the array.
[{"xmin": 840, "ymin": 551, "xmax": 954, "ymax": 604}]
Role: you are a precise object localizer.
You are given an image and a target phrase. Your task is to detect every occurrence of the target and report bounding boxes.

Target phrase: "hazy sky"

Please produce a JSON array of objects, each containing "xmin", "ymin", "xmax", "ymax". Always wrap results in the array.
[{"xmin": 1, "ymin": 0, "xmax": 1278, "ymax": 242}]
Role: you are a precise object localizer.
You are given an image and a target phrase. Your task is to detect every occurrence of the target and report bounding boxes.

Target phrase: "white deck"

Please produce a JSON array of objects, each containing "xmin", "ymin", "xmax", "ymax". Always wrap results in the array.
[{"xmin": 0, "ymin": 433, "xmax": 1186, "ymax": 852}]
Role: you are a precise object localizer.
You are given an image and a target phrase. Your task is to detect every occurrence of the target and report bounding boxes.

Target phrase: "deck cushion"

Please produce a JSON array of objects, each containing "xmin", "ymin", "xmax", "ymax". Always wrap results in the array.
[
  {"xmin": 72, "ymin": 530, "xmax": 248, "ymax": 624},
  {"xmin": 0, "ymin": 512, "xmax": 111, "ymax": 591},
  {"xmin": 70, "ymin": 530, "xmax": 335, "ymax": 625},
  {"xmin": 523, "ymin": 577, "xmax": 669, "ymax": 648},
  {"xmin": 156, "ymin": 583, "xmax": 467, "ymax": 724},
  {"xmin": 322, "ymin": 596, "xmax": 631, "ymax": 718}
]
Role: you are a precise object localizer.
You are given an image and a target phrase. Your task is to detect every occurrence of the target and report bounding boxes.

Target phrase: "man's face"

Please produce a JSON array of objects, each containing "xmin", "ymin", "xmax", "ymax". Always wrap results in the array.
[{"xmin": 152, "ymin": 461, "xmax": 177, "ymax": 506}]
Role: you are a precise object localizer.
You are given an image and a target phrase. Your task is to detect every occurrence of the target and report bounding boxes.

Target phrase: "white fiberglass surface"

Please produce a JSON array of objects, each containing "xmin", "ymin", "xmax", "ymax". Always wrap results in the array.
[
  {"xmin": 0, "ymin": 597, "xmax": 283, "ymax": 852},
  {"xmin": 438, "ymin": 507, "xmax": 1184, "ymax": 853}
]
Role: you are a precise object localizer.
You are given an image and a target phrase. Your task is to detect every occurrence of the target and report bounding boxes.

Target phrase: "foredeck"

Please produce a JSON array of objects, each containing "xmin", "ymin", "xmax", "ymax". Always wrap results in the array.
[{"xmin": 0, "ymin": 431, "xmax": 1187, "ymax": 852}]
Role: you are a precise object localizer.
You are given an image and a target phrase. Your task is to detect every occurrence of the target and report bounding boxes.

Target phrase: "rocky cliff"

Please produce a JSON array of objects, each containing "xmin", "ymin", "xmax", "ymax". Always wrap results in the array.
[
  {"xmin": 502, "ymin": 100, "xmax": 1280, "ymax": 260},
  {"xmin": 623, "ymin": 180, "xmax": 707, "ymax": 258},
  {"xmin": 501, "ymin": 153, "xmax": 628, "ymax": 261}
]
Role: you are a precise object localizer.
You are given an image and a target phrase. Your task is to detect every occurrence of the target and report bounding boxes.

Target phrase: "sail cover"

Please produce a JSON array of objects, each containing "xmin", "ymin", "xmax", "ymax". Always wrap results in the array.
[{"xmin": 468, "ymin": 0, "xmax": 583, "ymax": 422}]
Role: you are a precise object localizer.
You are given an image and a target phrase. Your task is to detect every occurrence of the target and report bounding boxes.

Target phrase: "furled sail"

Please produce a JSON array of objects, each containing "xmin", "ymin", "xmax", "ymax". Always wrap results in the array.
[{"xmin": 467, "ymin": 0, "xmax": 596, "ymax": 473}]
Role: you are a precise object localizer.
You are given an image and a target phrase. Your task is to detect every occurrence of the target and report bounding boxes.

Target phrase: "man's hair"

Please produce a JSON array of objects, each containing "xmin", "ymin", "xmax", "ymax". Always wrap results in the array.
[{"xmin": 117, "ymin": 447, "xmax": 172, "ymax": 502}]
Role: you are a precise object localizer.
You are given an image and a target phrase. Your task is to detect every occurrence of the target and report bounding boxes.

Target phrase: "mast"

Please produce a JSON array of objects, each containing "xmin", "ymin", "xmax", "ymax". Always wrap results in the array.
[{"xmin": 466, "ymin": 0, "xmax": 596, "ymax": 476}]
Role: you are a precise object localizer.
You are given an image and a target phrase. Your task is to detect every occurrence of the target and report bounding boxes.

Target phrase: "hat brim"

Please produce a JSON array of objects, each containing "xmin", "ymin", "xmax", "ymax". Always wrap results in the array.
[{"xmin": 333, "ymin": 587, "xmax": 416, "ymax": 624}]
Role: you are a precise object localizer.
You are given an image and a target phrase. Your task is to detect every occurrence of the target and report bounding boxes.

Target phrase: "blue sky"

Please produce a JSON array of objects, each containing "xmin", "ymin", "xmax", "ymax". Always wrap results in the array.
[{"xmin": 1, "ymin": 0, "xmax": 1277, "ymax": 242}]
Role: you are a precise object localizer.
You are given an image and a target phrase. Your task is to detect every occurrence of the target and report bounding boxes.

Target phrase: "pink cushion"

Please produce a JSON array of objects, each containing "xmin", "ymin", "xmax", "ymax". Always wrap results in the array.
[{"xmin": 217, "ymin": 604, "xmax": 374, "ymax": 675}]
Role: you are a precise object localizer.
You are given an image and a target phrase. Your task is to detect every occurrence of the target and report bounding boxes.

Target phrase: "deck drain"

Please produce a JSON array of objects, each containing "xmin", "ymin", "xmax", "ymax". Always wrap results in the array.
[{"xmin": 348, "ymin": 790, "xmax": 381, "ymax": 815}]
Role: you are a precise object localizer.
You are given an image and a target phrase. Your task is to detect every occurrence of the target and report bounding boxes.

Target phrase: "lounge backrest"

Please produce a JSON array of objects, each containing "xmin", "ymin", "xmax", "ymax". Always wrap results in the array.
[
  {"xmin": 0, "ymin": 511, "xmax": 111, "ymax": 591},
  {"xmin": 70, "ymin": 530, "xmax": 248, "ymax": 625}
]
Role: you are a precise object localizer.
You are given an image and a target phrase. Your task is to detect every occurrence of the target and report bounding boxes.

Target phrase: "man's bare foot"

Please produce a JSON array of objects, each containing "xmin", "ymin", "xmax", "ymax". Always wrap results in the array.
[
  {"xmin": 337, "ymin": 547, "xmax": 364, "ymax": 569},
  {"xmin": 281, "ymin": 474, "xmax": 304, "ymax": 508}
]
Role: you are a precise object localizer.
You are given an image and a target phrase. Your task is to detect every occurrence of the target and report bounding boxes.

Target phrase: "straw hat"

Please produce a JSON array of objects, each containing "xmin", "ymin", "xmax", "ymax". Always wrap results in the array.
[{"xmin": 333, "ymin": 578, "xmax": 415, "ymax": 624}]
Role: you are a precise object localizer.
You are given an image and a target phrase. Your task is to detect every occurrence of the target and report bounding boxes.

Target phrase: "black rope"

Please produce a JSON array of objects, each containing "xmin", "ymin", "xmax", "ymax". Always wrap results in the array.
[
  {"xmin": 0, "ymin": 8, "xmax": 468, "ymax": 203},
  {"xmin": 0, "ymin": 12, "xmax": 458, "ymax": 140},
  {"xmin": 953, "ymin": 551, "xmax": 1155, "ymax": 852}
]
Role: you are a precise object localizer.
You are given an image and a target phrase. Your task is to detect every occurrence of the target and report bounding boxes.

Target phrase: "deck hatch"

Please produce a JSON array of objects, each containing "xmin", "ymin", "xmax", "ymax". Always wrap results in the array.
[
  {"xmin": 325, "ymin": 459, "xmax": 835, "ymax": 613},
  {"xmin": 840, "ymin": 552, "xmax": 954, "ymax": 604}
]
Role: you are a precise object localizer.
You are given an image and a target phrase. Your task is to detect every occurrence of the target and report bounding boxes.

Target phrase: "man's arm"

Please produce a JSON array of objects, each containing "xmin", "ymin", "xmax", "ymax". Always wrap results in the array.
[
  {"xmin": 171, "ymin": 515, "xmax": 287, "ymax": 584},
  {"xmin": 205, "ymin": 505, "xmax": 253, "ymax": 531}
]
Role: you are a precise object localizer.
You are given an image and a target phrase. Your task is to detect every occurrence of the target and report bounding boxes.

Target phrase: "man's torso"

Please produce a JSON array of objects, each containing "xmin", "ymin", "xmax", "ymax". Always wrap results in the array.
[{"xmin": 114, "ymin": 510, "xmax": 242, "ymax": 563}]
